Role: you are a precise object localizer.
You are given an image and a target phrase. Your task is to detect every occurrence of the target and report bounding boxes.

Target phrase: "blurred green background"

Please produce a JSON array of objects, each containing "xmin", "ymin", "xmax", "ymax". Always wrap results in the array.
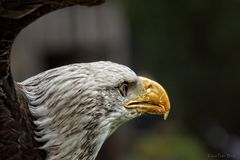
[{"xmin": 11, "ymin": 0, "xmax": 240, "ymax": 160}]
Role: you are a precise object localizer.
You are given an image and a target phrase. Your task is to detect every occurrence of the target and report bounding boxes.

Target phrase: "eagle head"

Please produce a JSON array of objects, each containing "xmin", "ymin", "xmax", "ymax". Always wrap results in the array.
[{"xmin": 20, "ymin": 61, "xmax": 170, "ymax": 160}]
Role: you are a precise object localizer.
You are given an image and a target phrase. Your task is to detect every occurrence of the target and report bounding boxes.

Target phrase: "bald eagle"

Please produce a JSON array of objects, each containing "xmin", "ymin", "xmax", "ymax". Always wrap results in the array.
[{"xmin": 0, "ymin": 0, "xmax": 170, "ymax": 160}]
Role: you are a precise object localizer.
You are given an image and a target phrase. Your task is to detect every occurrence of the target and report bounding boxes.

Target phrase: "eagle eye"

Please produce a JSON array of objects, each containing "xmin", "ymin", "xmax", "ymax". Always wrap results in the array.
[{"xmin": 118, "ymin": 82, "xmax": 128, "ymax": 97}]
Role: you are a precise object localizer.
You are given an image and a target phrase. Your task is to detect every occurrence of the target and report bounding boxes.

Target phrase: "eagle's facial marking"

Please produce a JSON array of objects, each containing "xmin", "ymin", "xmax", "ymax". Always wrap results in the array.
[
  {"xmin": 19, "ymin": 61, "xmax": 170, "ymax": 160},
  {"xmin": 117, "ymin": 81, "xmax": 129, "ymax": 97}
]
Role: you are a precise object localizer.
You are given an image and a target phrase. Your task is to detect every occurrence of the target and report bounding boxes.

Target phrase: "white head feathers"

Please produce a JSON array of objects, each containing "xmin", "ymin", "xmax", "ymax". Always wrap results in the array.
[{"xmin": 19, "ymin": 61, "xmax": 141, "ymax": 160}]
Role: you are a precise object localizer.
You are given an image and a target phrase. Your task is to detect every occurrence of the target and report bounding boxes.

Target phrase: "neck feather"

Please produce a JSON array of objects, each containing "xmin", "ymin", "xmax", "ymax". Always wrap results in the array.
[
  {"xmin": 19, "ymin": 64, "xmax": 136, "ymax": 160},
  {"xmin": 19, "ymin": 69, "xmax": 114, "ymax": 160}
]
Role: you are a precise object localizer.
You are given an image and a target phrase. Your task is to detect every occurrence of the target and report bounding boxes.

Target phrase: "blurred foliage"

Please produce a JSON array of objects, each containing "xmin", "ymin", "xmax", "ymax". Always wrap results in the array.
[
  {"xmin": 124, "ymin": 133, "xmax": 207, "ymax": 160},
  {"xmin": 121, "ymin": 0, "xmax": 240, "ymax": 156}
]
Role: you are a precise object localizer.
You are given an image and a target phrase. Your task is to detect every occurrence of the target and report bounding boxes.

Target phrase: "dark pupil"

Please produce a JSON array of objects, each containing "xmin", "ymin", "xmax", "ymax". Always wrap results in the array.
[{"xmin": 119, "ymin": 82, "xmax": 128, "ymax": 97}]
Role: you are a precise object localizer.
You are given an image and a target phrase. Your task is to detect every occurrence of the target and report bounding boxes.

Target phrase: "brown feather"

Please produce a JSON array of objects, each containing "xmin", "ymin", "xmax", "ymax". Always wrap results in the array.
[
  {"xmin": 0, "ymin": 0, "xmax": 104, "ymax": 159},
  {"xmin": 0, "ymin": 75, "xmax": 46, "ymax": 160}
]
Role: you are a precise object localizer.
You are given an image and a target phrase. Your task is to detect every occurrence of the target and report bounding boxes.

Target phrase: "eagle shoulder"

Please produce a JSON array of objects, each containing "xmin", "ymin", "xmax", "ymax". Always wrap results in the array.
[{"xmin": 0, "ymin": 79, "xmax": 46, "ymax": 160}]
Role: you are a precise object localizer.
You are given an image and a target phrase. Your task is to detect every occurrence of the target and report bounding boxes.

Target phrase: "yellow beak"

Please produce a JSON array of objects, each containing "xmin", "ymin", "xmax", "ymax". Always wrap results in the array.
[{"xmin": 124, "ymin": 77, "xmax": 170, "ymax": 120}]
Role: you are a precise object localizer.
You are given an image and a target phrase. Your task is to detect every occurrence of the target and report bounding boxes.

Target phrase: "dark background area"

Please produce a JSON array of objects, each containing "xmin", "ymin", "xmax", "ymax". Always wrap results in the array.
[{"xmin": 11, "ymin": 0, "xmax": 240, "ymax": 159}]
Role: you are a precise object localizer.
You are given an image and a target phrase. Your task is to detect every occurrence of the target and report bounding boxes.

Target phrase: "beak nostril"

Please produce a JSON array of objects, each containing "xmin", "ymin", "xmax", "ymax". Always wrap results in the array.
[{"xmin": 148, "ymin": 84, "xmax": 152, "ymax": 88}]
